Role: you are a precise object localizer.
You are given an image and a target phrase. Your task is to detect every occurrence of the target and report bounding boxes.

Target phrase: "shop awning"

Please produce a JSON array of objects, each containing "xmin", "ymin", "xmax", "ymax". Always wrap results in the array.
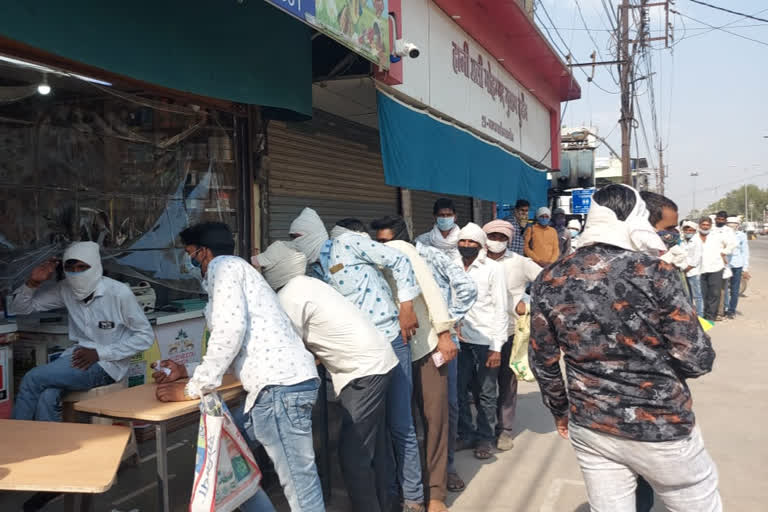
[
  {"xmin": 377, "ymin": 91, "xmax": 549, "ymax": 209},
  {"xmin": 0, "ymin": 0, "xmax": 312, "ymax": 116}
]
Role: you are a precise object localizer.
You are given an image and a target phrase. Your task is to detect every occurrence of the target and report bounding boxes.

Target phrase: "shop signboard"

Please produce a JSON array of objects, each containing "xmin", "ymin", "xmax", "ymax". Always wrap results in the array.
[
  {"xmin": 266, "ymin": 0, "xmax": 390, "ymax": 69},
  {"xmin": 571, "ymin": 188, "xmax": 595, "ymax": 214},
  {"xmin": 394, "ymin": 0, "xmax": 552, "ymax": 167}
]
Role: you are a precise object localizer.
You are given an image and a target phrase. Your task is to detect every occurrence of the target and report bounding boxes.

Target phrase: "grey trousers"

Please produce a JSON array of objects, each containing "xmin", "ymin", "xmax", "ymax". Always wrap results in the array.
[
  {"xmin": 337, "ymin": 370, "xmax": 392, "ymax": 512},
  {"xmin": 569, "ymin": 423, "xmax": 722, "ymax": 512}
]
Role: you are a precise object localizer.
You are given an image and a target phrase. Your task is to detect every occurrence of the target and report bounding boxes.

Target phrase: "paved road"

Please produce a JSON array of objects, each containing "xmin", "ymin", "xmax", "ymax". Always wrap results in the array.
[{"xmin": 2, "ymin": 241, "xmax": 766, "ymax": 511}]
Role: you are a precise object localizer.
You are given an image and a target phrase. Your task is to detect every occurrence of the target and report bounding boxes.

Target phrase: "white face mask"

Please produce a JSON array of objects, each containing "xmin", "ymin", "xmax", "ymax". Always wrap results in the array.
[
  {"xmin": 65, "ymin": 269, "xmax": 101, "ymax": 301},
  {"xmin": 486, "ymin": 240, "xmax": 508, "ymax": 254}
]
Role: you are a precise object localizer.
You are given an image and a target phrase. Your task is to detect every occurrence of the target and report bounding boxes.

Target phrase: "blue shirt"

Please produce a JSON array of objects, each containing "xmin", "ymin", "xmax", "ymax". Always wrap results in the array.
[
  {"xmin": 312, "ymin": 233, "xmax": 421, "ymax": 342},
  {"xmin": 728, "ymin": 231, "xmax": 750, "ymax": 270},
  {"xmin": 415, "ymin": 241, "xmax": 477, "ymax": 322}
]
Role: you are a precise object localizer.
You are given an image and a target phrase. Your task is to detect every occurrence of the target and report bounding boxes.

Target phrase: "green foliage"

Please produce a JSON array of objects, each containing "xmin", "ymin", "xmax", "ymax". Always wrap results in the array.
[{"xmin": 704, "ymin": 184, "xmax": 768, "ymax": 221}]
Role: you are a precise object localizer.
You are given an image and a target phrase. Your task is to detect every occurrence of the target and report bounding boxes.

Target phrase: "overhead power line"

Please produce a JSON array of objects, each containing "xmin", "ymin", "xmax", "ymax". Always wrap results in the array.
[
  {"xmin": 673, "ymin": 10, "xmax": 768, "ymax": 47},
  {"xmin": 687, "ymin": 0, "xmax": 768, "ymax": 24}
]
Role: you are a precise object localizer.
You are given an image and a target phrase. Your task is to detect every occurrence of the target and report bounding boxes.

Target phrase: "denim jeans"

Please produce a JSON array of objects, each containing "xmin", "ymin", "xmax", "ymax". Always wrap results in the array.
[
  {"xmin": 569, "ymin": 423, "xmax": 721, "ymax": 512},
  {"xmin": 238, "ymin": 489, "xmax": 277, "ymax": 512},
  {"xmin": 446, "ymin": 355, "xmax": 459, "ymax": 474},
  {"xmin": 386, "ymin": 334, "xmax": 425, "ymax": 504},
  {"xmin": 726, "ymin": 267, "xmax": 743, "ymax": 315},
  {"xmin": 13, "ymin": 348, "xmax": 114, "ymax": 422},
  {"xmin": 457, "ymin": 342, "xmax": 499, "ymax": 444},
  {"xmin": 247, "ymin": 379, "xmax": 324, "ymax": 512},
  {"xmin": 686, "ymin": 275, "xmax": 704, "ymax": 317}
]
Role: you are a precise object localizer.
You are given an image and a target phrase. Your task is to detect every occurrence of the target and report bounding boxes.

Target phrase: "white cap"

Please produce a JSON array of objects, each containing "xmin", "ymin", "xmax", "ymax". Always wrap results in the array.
[
  {"xmin": 567, "ymin": 219, "xmax": 582, "ymax": 230},
  {"xmin": 458, "ymin": 222, "xmax": 487, "ymax": 247}
]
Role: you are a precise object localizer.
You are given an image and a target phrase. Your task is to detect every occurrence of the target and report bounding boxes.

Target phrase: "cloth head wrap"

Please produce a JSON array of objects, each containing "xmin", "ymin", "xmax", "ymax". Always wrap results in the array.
[
  {"xmin": 536, "ymin": 207, "xmax": 552, "ymax": 218},
  {"xmin": 482, "ymin": 220, "xmax": 515, "ymax": 241},
  {"xmin": 458, "ymin": 222, "xmax": 487, "ymax": 247},
  {"xmin": 288, "ymin": 208, "xmax": 329, "ymax": 264},
  {"xmin": 682, "ymin": 220, "xmax": 698, "ymax": 230},
  {"xmin": 62, "ymin": 241, "xmax": 103, "ymax": 300},
  {"xmin": 257, "ymin": 241, "xmax": 307, "ymax": 290}
]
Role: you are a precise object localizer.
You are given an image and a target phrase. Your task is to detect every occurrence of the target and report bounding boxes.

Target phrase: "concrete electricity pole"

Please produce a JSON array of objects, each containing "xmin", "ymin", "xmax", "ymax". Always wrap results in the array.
[{"xmin": 620, "ymin": 0, "xmax": 632, "ymax": 185}]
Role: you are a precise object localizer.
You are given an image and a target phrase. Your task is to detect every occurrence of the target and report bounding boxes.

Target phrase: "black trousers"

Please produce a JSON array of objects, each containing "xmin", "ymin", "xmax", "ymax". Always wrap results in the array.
[
  {"xmin": 700, "ymin": 270, "xmax": 724, "ymax": 321},
  {"xmin": 337, "ymin": 370, "xmax": 392, "ymax": 512}
]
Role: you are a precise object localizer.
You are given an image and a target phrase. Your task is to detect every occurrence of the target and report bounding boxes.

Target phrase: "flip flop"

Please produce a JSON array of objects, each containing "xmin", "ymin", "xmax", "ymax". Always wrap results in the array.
[
  {"xmin": 474, "ymin": 443, "xmax": 493, "ymax": 460},
  {"xmin": 447, "ymin": 472, "xmax": 466, "ymax": 492}
]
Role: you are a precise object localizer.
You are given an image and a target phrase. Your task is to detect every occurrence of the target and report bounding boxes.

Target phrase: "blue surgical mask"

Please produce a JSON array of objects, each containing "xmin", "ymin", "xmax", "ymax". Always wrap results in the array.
[
  {"xmin": 183, "ymin": 248, "xmax": 203, "ymax": 275},
  {"xmin": 537, "ymin": 217, "xmax": 550, "ymax": 226},
  {"xmin": 436, "ymin": 217, "xmax": 455, "ymax": 231},
  {"xmin": 684, "ymin": 233, "xmax": 694, "ymax": 240},
  {"xmin": 569, "ymin": 229, "xmax": 580, "ymax": 238}
]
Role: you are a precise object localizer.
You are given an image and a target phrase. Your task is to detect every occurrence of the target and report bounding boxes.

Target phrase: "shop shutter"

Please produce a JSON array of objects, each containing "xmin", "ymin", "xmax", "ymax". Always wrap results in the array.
[
  {"xmin": 267, "ymin": 113, "xmax": 398, "ymax": 242},
  {"xmin": 478, "ymin": 200, "xmax": 496, "ymax": 226},
  {"xmin": 410, "ymin": 191, "xmax": 473, "ymax": 239}
]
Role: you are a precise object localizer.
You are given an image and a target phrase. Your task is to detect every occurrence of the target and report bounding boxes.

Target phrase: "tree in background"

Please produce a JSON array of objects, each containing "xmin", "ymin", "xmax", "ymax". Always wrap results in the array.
[{"xmin": 704, "ymin": 185, "xmax": 768, "ymax": 222}]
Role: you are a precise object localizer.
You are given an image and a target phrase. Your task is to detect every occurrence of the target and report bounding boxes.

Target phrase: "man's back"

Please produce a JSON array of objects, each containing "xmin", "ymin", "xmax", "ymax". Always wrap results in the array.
[
  {"xmin": 278, "ymin": 275, "xmax": 398, "ymax": 394},
  {"xmin": 530, "ymin": 244, "xmax": 715, "ymax": 442}
]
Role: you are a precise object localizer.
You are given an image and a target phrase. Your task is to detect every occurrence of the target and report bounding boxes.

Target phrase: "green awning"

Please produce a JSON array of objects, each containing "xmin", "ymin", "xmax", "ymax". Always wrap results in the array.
[{"xmin": 0, "ymin": 0, "xmax": 312, "ymax": 116}]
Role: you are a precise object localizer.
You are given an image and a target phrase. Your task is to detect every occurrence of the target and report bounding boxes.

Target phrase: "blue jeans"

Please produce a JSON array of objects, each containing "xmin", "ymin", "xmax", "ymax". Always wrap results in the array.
[
  {"xmin": 727, "ymin": 267, "xmax": 743, "ymax": 315},
  {"xmin": 447, "ymin": 355, "xmax": 459, "ymax": 474},
  {"xmin": 687, "ymin": 275, "xmax": 704, "ymax": 317},
  {"xmin": 238, "ymin": 489, "xmax": 277, "ymax": 512},
  {"xmin": 13, "ymin": 348, "xmax": 114, "ymax": 422},
  {"xmin": 386, "ymin": 335, "xmax": 424, "ymax": 503},
  {"xmin": 457, "ymin": 342, "xmax": 499, "ymax": 444},
  {"xmin": 247, "ymin": 379, "xmax": 324, "ymax": 512}
]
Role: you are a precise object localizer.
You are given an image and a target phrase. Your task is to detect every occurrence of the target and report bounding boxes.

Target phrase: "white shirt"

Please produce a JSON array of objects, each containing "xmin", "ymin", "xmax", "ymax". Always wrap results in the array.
[
  {"xmin": 699, "ymin": 230, "xmax": 733, "ymax": 274},
  {"xmin": 455, "ymin": 252, "xmax": 508, "ymax": 352},
  {"xmin": 10, "ymin": 277, "xmax": 155, "ymax": 381},
  {"xmin": 384, "ymin": 241, "xmax": 455, "ymax": 361},
  {"xmin": 682, "ymin": 236, "xmax": 703, "ymax": 277},
  {"xmin": 186, "ymin": 256, "xmax": 318, "ymax": 412},
  {"xmin": 497, "ymin": 252, "xmax": 542, "ymax": 333},
  {"xmin": 277, "ymin": 275, "xmax": 398, "ymax": 394}
]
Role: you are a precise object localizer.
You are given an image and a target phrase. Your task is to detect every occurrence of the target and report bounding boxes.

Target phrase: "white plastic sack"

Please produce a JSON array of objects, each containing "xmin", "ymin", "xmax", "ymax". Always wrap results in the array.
[
  {"xmin": 509, "ymin": 306, "xmax": 536, "ymax": 382},
  {"xmin": 190, "ymin": 393, "xmax": 262, "ymax": 512}
]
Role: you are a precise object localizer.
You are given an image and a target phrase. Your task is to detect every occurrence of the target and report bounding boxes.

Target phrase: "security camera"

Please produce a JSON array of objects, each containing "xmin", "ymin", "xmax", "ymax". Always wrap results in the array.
[{"xmin": 394, "ymin": 40, "xmax": 420, "ymax": 59}]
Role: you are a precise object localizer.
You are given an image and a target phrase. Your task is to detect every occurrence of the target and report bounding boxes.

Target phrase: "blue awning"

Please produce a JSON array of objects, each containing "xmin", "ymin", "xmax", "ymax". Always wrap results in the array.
[{"xmin": 377, "ymin": 91, "xmax": 549, "ymax": 210}]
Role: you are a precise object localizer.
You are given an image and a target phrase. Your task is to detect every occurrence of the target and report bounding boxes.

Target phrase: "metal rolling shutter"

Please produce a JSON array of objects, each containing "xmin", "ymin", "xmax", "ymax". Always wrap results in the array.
[
  {"xmin": 411, "ymin": 191, "xmax": 473, "ymax": 238},
  {"xmin": 478, "ymin": 200, "xmax": 496, "ymax": 226},
  {"xmin": 267, "ymin": 113, "xmax": 398, "ymax": 242}
]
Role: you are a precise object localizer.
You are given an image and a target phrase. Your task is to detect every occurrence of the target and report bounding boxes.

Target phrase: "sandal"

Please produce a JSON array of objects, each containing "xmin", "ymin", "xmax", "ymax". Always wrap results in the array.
[
  {"xmin": 428, "ymin": 499, "xmax": 449, "ymax": 512},
  {"xmin": 447, "ymin": 471, "xmax": 466, "ymax": 492},
  {"xmin": 474, "ymin": 442, "xmax": 493, "ymax": 460}
]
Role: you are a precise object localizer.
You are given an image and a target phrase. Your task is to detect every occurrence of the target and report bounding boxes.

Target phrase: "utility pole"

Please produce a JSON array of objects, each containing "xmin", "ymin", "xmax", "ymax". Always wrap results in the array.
[
  {"xmin": 658, "ymin": 145, "xmax": 664, "ymax": 194},
  {"xmin": 619, "ymin": 0, "xmax": 632, "ymax": 185}
]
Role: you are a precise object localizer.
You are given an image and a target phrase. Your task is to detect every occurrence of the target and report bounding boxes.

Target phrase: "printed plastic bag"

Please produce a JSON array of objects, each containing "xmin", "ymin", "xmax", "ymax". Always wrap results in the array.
[
  {"xmin": 509, "ymin": 307, "xmax": 536, "ymax": 382},
  {"xmin": 190, "ymin": 393, "xmax": 262, "ymax": 512}
]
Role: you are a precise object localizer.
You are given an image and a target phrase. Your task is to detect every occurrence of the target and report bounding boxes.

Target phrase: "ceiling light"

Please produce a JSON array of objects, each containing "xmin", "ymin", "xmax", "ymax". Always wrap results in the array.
[{"xmin": 37, "ymin": 73, "xmax": 51, "ymax": 95}]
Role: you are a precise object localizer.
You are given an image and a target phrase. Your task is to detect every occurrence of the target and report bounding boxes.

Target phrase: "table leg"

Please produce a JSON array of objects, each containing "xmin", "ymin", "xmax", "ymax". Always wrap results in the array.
[{"xmin": 155, "ymin": 423, "xmax": 170, "ymax": 512}]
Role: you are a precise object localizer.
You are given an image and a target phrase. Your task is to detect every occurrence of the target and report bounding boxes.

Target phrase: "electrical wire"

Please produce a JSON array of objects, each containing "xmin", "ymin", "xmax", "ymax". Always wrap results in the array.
[
  {"xmin": 574, "ymin": 0, "xmax": 620, "ymax": 85},
  {"xmin": 673, "ymin": 7, "xmax": 768, "ymax": 43},
  {"xmin": 687, "ymin": 0, "xmax": 768, "ymax": 24},
  {"xmin": 673, "ymin": 10, "xmax": 768, "ymax": 47}
]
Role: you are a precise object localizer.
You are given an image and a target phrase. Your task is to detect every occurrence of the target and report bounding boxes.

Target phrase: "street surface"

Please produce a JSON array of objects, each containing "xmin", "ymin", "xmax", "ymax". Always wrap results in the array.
[{"xmin": 1, "ymin": 241, "xmax": 766, "ymax": 511}]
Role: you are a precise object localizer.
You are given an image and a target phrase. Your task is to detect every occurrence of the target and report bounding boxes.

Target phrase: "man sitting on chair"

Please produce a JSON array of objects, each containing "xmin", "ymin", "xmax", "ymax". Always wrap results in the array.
[{"xmin": 10, "ymin": 241, "xmax": 155, "ymax": 422}]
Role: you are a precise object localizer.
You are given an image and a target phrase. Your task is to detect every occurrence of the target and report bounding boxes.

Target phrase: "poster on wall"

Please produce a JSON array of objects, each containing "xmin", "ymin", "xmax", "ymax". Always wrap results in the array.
[
  {"xmin": 126, "ymin": 318, "xmax": 208, "ymax": 387},
  {"xmin": 266, "ymin": 0, "xmax": 390, "ymax": 68}
]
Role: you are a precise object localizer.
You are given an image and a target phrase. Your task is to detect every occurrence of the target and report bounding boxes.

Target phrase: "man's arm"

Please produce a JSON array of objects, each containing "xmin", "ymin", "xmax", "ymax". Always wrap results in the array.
[
  {"xmin": 185, "ymin": 261, "xmax": 249, "ymax": 398},
  {"xmin": 742, "ymin": 234, "xmax": 750, "ymax": 272},
  {"xmin": 529, "ymin": 288, "xmax": 569, "ymax": 420},
  {"xmin": 351, "ymin": 237, "xmax": 421, "ymax": 303},
  {"xmin": 523, "ymin": 229, "xmax": 534, "ymax": 259},
  {"xmin": 96, "ymin": 289, "xmax": 155, "ymax": 362},
  {"xmin": 655, "ymin": 261, "xmax": 715, "ymax": 378},
  {"xmin": 430, "ymin": 247, "xmax": 477, "ymax": 321},
  {"xmin": 549, "ymin": 230, "xmax": 561, "ymax": 262},
  {"xmin": 489, "ymin": 264, "xmax": 509, "ymax": 353}
]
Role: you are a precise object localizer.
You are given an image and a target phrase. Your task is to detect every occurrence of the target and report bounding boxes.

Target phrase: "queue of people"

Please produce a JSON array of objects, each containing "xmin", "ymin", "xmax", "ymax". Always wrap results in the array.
[{"xmin": 8, "ymin": 184, "xmax": 729, "ymax": 512}]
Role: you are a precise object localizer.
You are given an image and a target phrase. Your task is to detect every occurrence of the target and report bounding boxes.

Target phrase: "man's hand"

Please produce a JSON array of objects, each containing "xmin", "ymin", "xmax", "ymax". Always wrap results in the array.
[
  {"xmin": 515, "ymin": 301, "xmax": 527, "ymax": 316},
  {"xmin": 555, "ymin": 416, "xmax": 569, "ymax": 439},
  {"xmin": 27, "ymin": 259, "xmax": 57, "ymax": 288},
  {"xmin": 486, "ymin": 350, "xmax": 501, "ymax": 368},
  {"xmin": 250, "ymin": 247, "xmax": 261, "ymax": 270},
  {"xmin": 72, "ymin": 347, "xmax": 99, "ymax": 370},
  {"xmin": 436, "ymin": 331, "xmax": 458, "ymax": 363},
  {"xmin": 156, "ymin": 381, "xmax": 194, "ymax": 402},
  {"xmin": 456, "ymin": 323, "xmax": 466, "ymax": 342},
  {"xmin": 399, "ymin": 301, "xmax": 419, "ymax": 342},
  {"xmin": 151, "ymin": 360, "xmax": 188, "ymax": 384},
  {"xmin": 744, "ymin": 271, "xmax": 751, "ymax": 280}
]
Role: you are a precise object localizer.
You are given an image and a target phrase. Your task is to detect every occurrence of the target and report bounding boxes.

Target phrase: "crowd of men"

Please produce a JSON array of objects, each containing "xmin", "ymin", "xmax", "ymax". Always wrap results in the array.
[{"xmin": 9, "ymin": 182, "xmax": 733, "ymax": 512}]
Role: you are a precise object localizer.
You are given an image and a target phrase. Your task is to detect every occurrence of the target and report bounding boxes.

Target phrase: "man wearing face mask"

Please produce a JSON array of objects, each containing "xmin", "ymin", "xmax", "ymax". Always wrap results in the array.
[
  {"xmin": 681, "ymin": 221, "xmax": 704, "ymax": 317},
  {"xmin": 551, "ymin": 208, "xmax": 572, "ymax": 258},
  {"xmin": 482, "ymin": 220, "xmax": 541, "ymax": 452},
  {"xmin": 415, "ymin": 198, "xmax": 461, "ymax": 260},
  {"xmin": 454, "ymin": 223, "xmax": 508, "ymax": 461},
  {"xmin": 507, "ymin": 199, "xmax": 530, "ymax": 255},
  {"xmin": 524, "ymin": 207, "xmax": 560, "ymax": 267},
  {"xmin": 567, "ymin": 219, "xmax": 583, "ymax": 253},
  {"xmin": 10, "ymin": 241, "xmax": 155, "ymax": 422}
]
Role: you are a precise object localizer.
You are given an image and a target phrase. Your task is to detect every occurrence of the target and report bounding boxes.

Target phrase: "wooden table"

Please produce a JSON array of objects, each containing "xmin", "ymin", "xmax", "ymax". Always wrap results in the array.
[
  {"xmin": 74, "ymin": 375, "xmax": 244, "ymax": 512},
  {"xmin": 0, "ymin": 419, "xmax": 131, "ymax": 509}
]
